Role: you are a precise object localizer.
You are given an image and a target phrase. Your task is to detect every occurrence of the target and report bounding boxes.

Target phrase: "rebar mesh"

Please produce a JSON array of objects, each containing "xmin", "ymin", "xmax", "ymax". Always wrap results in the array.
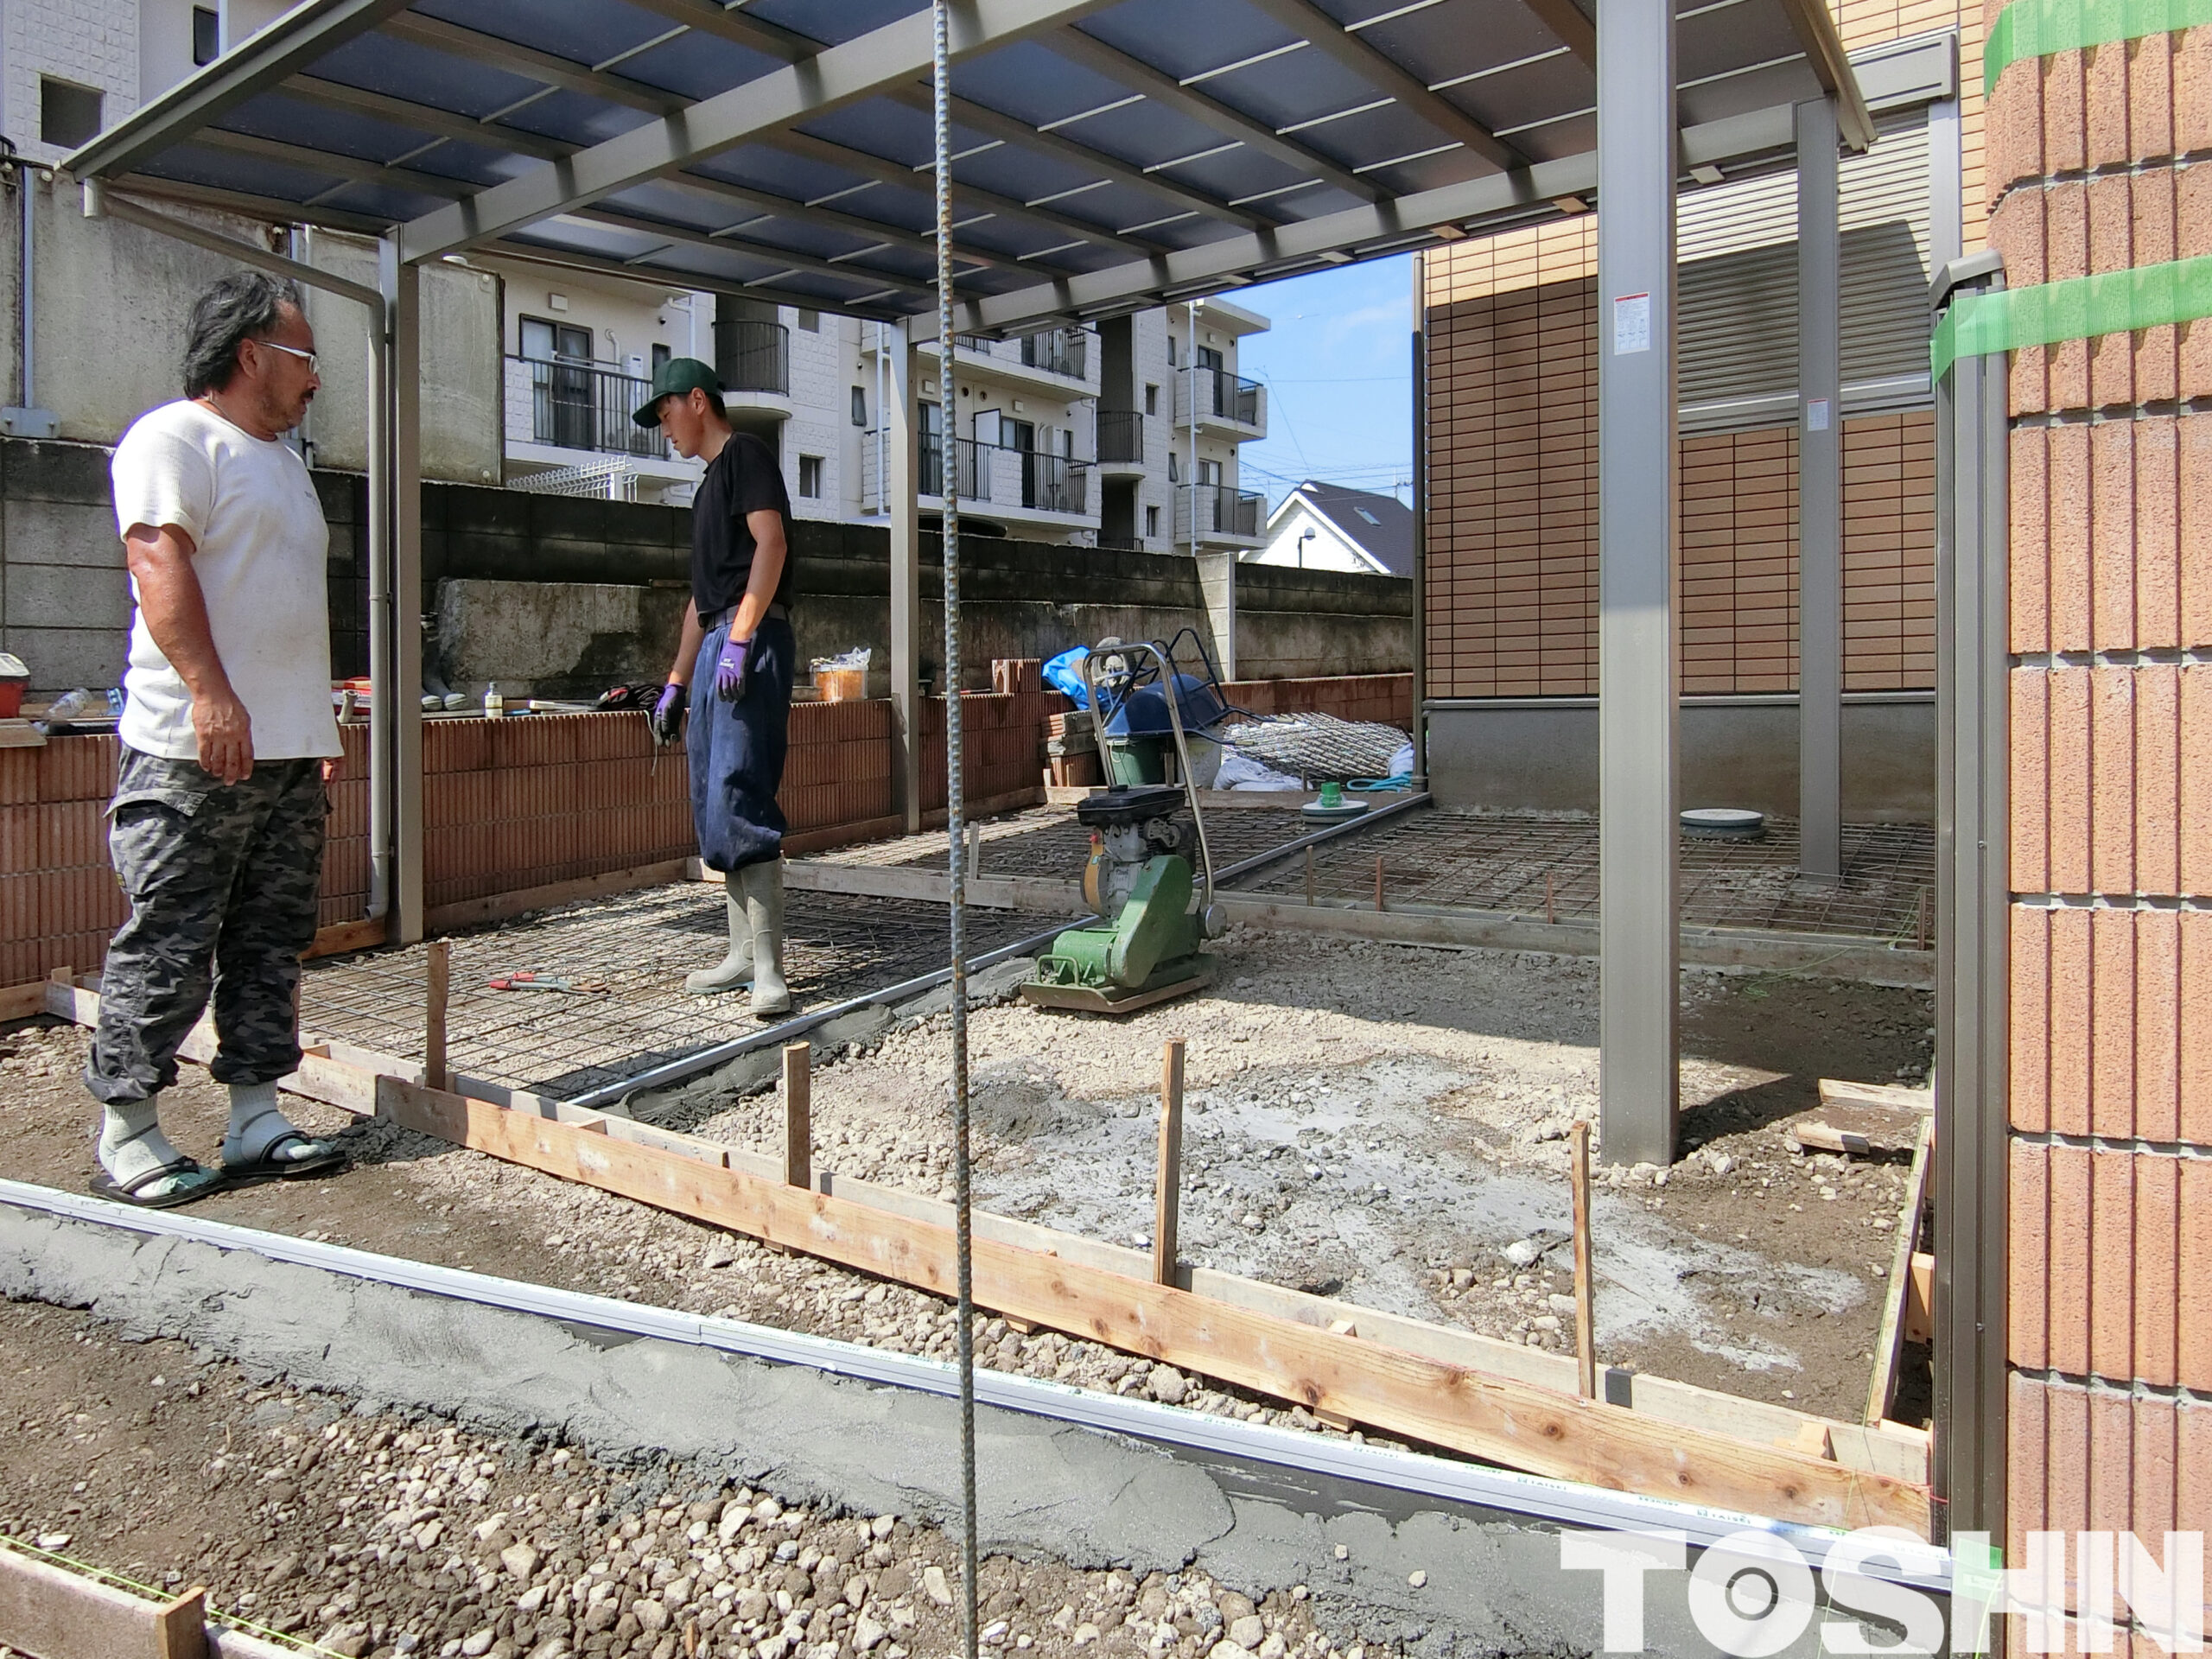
[
  {"xmin": 809, "ymin": 803, "xmax": 1310, "ymax": 877},
  {"xmin": 1226, "ymin": 808, "xmax": 1935, "ymax": 944},
  {"xmin": 299, "ymin": 885, "xmax": 1047, "ymax": 1102}
]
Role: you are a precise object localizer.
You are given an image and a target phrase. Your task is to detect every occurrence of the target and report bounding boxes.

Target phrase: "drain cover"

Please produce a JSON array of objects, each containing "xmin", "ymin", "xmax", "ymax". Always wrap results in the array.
[{"xmin": 1681, "ymin": 807, "xmax": 1766, "ymax": 839}]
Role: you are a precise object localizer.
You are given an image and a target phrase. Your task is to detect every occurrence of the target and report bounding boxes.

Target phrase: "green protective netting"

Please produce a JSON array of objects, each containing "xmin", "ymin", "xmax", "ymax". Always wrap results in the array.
[
  {"xmin": 1985, "ymin": 0, "xmax": 2212, "ymax": 93},
  {"xmin": 1930, "ymin": 253, "xmax": 2212, "ymax": 379}
]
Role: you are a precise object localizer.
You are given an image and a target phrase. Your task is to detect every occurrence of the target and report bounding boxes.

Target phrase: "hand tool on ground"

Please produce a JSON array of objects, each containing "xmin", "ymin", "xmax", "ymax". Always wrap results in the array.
[
  {"xmin": 1021, "ymin": 632, "xmax": 1228, "ymax": 1014},
  {"xmin": 486, "ymin": 971, "xmax": 607, "ymax": 994}
]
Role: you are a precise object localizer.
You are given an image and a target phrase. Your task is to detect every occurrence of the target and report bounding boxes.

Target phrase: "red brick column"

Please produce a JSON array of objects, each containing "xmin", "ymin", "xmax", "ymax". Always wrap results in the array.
[{"xmin": 1986, "ymin": 0, "xmax": 2212, "ymax": 1626}]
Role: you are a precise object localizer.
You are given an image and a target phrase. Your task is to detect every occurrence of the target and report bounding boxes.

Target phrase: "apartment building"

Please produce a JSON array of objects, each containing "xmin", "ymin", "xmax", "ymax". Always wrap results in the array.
[{"xmin": 4, "ymin": 0, "xmax": 1268, "ymax": 553}]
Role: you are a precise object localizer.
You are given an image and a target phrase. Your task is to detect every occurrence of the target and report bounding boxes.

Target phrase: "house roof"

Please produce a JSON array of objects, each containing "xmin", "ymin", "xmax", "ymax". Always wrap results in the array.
[
  {"xmin": 62, "ymin": 0, "xmax": 1888, "ymax": 338},
  {"xmin": 1270, "ymin": 480, "xmax": 1415, "ymax": 577}
]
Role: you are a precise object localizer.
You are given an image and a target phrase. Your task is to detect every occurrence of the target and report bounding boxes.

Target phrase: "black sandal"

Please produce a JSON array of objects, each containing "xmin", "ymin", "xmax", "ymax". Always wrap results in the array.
[
  {"xmin": 221, "ymin": 1131, "xmax": 348, "ymax": 1183},
  {"xmin": 89, "ymin": 1158, "xmax": 229, "ymax": 1210}
]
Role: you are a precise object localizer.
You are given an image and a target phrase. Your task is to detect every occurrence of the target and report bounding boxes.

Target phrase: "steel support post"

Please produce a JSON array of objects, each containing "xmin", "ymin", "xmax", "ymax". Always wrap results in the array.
[
  {"xmin": 378, "ymin": 239, "xmax": 425, "ymax": 944},
  {"xmin": 1796, "ymin": 97, "xmax": 1843, "ymax": 878},
  {"xmin": 887, "ymin": 321, "xmax": 924, "ymax": 835},
  {"xmin": 365, "ymin": 278, "xmax": 396, "ymax": 936},
  {"xmin": 1594, "ymin": 0, "xmax": 1680, "ymax": 1167},
  {"xmin": 1930, "ymin": 251, "xmax": 2008, "ymax": 1542},
  {"xmin": 1410, "ymin": 251, "xmax": 1428, "ymax": 783}
]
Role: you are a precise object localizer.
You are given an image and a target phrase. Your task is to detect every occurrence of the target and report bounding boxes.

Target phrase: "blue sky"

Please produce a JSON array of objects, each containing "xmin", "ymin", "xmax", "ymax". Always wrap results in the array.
[{"xmin": 1231, "ymin": 253, "xmax": 1414, "ymax": 510}]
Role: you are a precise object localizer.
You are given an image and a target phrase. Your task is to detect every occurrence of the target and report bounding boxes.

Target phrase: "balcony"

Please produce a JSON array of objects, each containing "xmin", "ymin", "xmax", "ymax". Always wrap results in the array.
[
  {"xmin": 1174, "ymin": 366, "xmax": 1267, "ymax": 438},
  {"xmin": 1096, "ymin": 409, "xmax": 1144, "ymax": 473},
  {"xmin": 865, "ymin": 434, "xmax": 1094, "ymax": 528},
  {"xmin": 715, "ymin": 319, "xmax": 791, "ymax": 396},
  {"xmin": 919, "ymin": 433, "xmax": 988, "ymax": 502},
  {"xmin": 507, "ymin": 356, "xmax": 670, "ymax": 461},
  {"xmin": 1019, "ymin": 327, "xmax": 1087, "ymax": 381},
  {"xmin": 1173, "ymin": 484, "xmax": 1266, "ymax": 547}
]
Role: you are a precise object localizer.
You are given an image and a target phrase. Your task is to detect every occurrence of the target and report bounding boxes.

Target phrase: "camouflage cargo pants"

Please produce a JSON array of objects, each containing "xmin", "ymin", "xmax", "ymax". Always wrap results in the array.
[{"xmin": 85, "ymin": 747, "xmax": 327, "ymax": 1106}]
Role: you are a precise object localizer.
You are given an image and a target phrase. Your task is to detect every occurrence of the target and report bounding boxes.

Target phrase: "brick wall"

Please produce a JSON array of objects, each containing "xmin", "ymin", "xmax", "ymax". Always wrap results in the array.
[
  {"xmin": 1987, "ymin": 0, "xmax": 2212, "ymax": 1625},
  {"xmin": 1421, "ymin": 259, "xmax": 1938, "ymax": 697}
]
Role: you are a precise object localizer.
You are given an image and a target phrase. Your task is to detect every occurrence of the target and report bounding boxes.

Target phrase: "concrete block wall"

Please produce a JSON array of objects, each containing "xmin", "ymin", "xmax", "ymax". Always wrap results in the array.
[
  {"xmin": 1986, "ymin": 0, "xmax": 2212, "ymax": 1621},
  {"xmin": 0, "ymin": 723, "xmax": 369, "ymax": 985}
]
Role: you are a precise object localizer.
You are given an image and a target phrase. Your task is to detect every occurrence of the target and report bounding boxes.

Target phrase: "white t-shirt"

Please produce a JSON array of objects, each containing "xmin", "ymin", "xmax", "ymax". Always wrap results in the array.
[{"xmin": 111, "ymin": 399, "xmax": 340, "ymax": 761}]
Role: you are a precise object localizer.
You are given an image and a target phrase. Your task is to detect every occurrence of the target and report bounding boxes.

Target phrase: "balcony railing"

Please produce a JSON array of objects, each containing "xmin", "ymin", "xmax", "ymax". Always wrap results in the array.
[
  {"xmin": 865, "ymin": 434, "xmax": 1092, "ymax": 518},
  {"xmin": 1096, "ymin": 409, "xmax": 1144, "ymax": 465},
  {"xmin": 713, "ymin": 320, "xmax": 790, "ymax": 395},
  {"xmin": 1176, "ymin": 366, "xmax": 1266, "ymax": 431},
  {"xmin": 1019, "ymin": 327, "xmax": 1087, "ymax": 379},
  {"xmin": 1020, "ymin": 451, "xmax": 1086, "ymax": 513},
  {"xmin": 512, "ymin": 356, "xmax": 670, "ymax": 459},
  {"xmin": 1173, "ymin": 484, "xmax": 1266, "ymax": 543},
  {"xmin": 919, "ymin": 433, "xmax": 989, "ymax": 502}
]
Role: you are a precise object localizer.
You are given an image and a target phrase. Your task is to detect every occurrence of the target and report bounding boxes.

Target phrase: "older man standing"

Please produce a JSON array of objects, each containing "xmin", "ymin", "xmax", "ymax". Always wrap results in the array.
[{"xmin": 85, "ymin": 270, "xmax": 348, "ymax": 1207}]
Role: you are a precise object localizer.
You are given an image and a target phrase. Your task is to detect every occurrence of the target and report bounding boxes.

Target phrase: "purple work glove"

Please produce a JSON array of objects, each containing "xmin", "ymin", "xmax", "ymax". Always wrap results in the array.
[
  {"xmin": 649, "ymin": 681, "xmax": 685, "ymax": 746},
  {"xmin": 714, "ymin": 633, "xmax": 753, "ymax": 702}
]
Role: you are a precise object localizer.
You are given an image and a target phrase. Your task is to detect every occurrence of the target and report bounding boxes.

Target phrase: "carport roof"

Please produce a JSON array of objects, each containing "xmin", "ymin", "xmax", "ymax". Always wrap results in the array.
[{"xmin": 66, "ymin": 0, "xmax": 1877, "ymax": 335}]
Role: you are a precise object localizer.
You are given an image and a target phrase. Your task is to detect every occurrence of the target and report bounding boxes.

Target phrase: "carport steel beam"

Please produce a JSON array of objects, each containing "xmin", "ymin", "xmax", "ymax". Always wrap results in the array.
[{"xmin": 392, "ymin": 0, "xmax": 1118, "ymax": 265}]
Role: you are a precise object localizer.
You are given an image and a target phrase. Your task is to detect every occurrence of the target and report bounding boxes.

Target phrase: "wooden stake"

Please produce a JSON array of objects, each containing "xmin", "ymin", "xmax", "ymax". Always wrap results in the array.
[
  {"xmin": 424, "ymin": 940, "xmax": 451, "ymax": 1094},
  {"xmin": 151, "ymin": 1586, "xmax": 207, "ymax": 1659},
  {"xmin": 1304, "ymin": 846, "xmax": 1316, "ymax": 906},
  {"xmin": 1545, "ymin": 872, "xmax": 1556, "ymax": 926},
  {"xmin": 783, "ymin": 1043, "xmax": 811, "ymax": 1190},
  {"xmin": 1154, "ymin": 1038, "xmax": 1184, "ymax": 1287},
  {"xmin": 1373, "ymin": 855, "xmax": 1386, "ymax": 912},
  {"xmin": 1569, "ymin": 1121, "xmax": 1596, "ymax": 1401}
]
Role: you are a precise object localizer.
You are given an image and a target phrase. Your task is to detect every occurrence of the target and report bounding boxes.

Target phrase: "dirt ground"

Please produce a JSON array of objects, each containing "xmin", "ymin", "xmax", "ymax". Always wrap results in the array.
[
  {"xmin": 1, "ymin": 925, "xmax": 1930, "ymax": 1432},
  {"xmin": 0, "ymin": 1300, "xmax": 1370, "ymax": 1659}
]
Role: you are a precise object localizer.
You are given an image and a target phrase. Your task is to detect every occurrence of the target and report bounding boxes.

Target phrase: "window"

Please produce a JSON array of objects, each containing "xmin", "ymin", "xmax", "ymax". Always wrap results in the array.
[
  {"xmin": 850, "ymin": 386, "xmax": 868, "ymax": 428},
  {"xmin": 1165, "ymin": 336, "xmax": 1176, "ymax": 366},
  {"xmin": 1145, "ymin": 505, "xmax": 1160, "ymax": 537},
  {"xmin": 40, "ymin": 79, "xmax": 103, "ymax": 149},
  {"xmin": 652, "ymin": 343, "xmax": 671, "ymax": 376},
  {"xmin": 798, "ymin": 455, "xmax": 824, "ymax": 499},
  {"xmin": 1143, "ymin": 384, "xmax": 1158, "ymax": 416},
  {"xmin": 192, "ymin": 6, "xmax": 220, "ymax": 66},
  {"xmin": 1197, "ymin": 459, "xmax": 1221, "ymax": 486},
  {"xmin": 797, "ymin": 309, "xmax": 820, "ymax": 333},
  {"xmin": 1353, "ymin": 505, "xmax": 1380, "ymax": 524},
  {"xmin": 1167, "ymin": 454, "xmax": 1179, "ymax": 483}
]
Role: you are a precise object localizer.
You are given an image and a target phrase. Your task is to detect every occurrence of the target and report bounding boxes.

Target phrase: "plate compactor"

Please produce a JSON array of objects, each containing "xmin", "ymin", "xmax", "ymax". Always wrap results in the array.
[{"xmin": 1021, "ymin": 637, "xmax": 1227, "ymax": 1014}]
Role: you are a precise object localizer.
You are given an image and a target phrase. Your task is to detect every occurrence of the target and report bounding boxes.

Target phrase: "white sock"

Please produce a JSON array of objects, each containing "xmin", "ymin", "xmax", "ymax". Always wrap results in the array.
[
  {"xmin": 99, "ymin": 1098, "xmax": 186, "ymax": 1187},
  {"xmin": 222, "ymin": 1081, "xmax": 312, "ymax": 1165}
]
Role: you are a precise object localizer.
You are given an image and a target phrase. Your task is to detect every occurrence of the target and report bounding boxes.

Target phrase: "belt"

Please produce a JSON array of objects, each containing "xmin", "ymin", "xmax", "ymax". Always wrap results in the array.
[{"xmin": 702, "ymin": 601, "xmax": 787, "ymax": 632}]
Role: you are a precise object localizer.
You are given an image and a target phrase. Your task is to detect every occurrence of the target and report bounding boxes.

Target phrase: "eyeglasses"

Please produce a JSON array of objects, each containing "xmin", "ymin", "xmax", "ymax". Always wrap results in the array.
[{"xmin": 255, "ymin": 338, "xmax": 319, "ymax": 372}]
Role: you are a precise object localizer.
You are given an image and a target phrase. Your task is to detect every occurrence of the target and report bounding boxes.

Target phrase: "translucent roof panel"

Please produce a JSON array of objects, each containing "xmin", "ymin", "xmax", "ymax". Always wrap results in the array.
[{"xmin": 67, "ymin": 0, "xmax": 1873, "ymax": 330}]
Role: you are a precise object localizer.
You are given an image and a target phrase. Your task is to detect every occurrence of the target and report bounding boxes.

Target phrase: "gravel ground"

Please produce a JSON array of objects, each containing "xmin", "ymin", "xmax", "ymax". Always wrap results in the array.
[
  {"xmin": 0, "ymin": 1301, "xmax": 1378, "ymax": 1659},
  {"xmin": 1, "ymin": 927, "xmax": 1931, "ymax": 1427}
]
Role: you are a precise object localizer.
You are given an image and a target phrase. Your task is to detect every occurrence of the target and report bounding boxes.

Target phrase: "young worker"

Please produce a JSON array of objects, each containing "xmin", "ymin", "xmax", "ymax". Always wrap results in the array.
[{"xmin": 637, "ymin": 359, "xmax": 796, "ymax": 1016}]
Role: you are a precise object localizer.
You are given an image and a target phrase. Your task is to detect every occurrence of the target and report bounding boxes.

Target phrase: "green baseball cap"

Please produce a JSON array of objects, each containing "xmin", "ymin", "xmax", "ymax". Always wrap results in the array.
[{"xmin": 632, "ymin": 356, "xmax": 723, "ymax": 427}]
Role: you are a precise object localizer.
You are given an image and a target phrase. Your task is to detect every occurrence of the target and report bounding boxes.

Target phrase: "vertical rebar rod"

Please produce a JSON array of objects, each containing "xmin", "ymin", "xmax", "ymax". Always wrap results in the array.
[{"xmin": 931, "ymin": 8, "xmax": 980, "ymax": 1657}]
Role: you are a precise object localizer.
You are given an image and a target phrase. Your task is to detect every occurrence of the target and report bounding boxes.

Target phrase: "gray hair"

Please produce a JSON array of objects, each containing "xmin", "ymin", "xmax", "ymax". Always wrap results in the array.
[{"xmin": 181, "ymin": 270, "xmax": 303, "ymax": 398}]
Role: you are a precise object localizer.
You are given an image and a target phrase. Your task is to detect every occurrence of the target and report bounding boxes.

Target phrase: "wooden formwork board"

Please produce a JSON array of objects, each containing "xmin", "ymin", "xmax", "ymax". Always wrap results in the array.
[
  {"xmin": 39, "ymin": 979, "xmax": 1931, "ymax": 1535},
  {"xmin": 0, "ymin": 1544, "xmax": 294, "ymax": 1659},
  {"xmin": 1864, "ymin": 1116, "xmax": 1936, "ymax": 1427}
]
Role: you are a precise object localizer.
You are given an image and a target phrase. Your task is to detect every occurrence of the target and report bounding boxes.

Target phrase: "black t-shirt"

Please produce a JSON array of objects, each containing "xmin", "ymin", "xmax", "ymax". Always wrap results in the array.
[{"xmin": 690, "ymin": 431, "xmax": 795, "ymax": 618}]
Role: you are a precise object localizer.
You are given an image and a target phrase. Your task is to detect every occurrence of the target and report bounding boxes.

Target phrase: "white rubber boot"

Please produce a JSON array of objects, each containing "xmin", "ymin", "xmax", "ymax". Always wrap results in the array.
[
  {"xmin": 741, "ymin": 859, "xmax": 791, "ymax": 1018},
  {"xmin": 684, "ymin": 871, "xmax": 755, "ymax": 995}
]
